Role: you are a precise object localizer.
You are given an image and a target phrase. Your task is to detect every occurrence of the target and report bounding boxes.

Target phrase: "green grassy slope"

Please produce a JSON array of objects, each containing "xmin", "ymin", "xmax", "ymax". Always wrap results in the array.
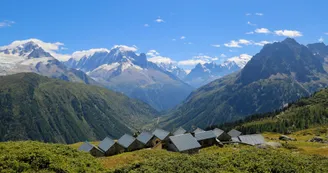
[
  {"xmin": 0, "ymin": 73, "xmax": 158, "ymax": 144},
  {"xmin": 1, "ymin": 141, "xmax": 327, "ymax": 173}
]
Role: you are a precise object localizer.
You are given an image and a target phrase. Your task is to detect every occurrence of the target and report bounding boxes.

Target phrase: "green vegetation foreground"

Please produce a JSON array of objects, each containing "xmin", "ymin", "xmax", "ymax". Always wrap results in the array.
[{"xmin": 1, "ymin": 141, "xmax": 328, "ymax": 173}]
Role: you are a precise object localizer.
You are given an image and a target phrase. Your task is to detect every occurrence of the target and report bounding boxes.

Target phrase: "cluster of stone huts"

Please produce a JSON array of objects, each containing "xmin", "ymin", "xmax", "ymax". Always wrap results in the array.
[{"xmin": 78, "ymin": 127, "xmax": 265, "ymax": 157}]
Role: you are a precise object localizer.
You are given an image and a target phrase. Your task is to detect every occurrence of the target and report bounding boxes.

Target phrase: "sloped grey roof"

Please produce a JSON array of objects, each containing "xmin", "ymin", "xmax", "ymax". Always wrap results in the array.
[
  {"xmin": 153, "ymin": 128, "xmax": 170, "ymax": 140},
  {"xmin": 193, "ymin": 128, "xmax": 205, "ymax": 134},
  {"xmin": 137, "ymin": 131, "xmax": 154, "ymax": 144},
  {"xmin": 78, "ymin": 142, "xmax": 95, "ymax": 152},
  {"xmin": 228, "ymin": 129, "xmax": 242, "ymax": 137},
  {"xmin": 212, "ymin": 128, "xmax": 225, "ymax": 137},
  {"xmin": 238, "ymin": 134, "xmax": 265, "ymax": 146},
  {"xmin": 98, "ymin": 137, "xmax": 115, "ymax": 152},
  {"xmin": 173, "ymin": 127, "xmax": 187, "ymax": 136},
  {"xmin": 194, "ymin": 131, "xmax": 217, "ymax": 141},
  {"xmin": 231, "ymin": 137, "xmax": 240, "ymax": 143},
  {"xmin": 117, "ymin": 134, "xmax": 135, "ymax": 148},
  {"xmin": 169, "ymin": 133, "xmax": 201, "ymax": 152}
]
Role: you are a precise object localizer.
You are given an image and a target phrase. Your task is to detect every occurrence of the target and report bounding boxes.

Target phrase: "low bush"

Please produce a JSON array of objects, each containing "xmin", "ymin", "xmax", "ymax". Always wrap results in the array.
[{"xmin": 0, "ymin": 141, "xmax": 104, "ymax": 173}]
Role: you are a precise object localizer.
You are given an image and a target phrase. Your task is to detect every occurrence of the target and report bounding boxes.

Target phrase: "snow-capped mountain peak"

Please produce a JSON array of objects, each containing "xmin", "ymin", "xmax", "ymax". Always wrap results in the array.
[
  {"xmin": 71, "ymin": 48, "xmax": 110, "ymax": 61},
  {"xmin": 0, "ymin": 39, "xmax": 57, "ymax": 59},
  {"xmin": 223, "ymin": 54, "xmax": 252, "ymax": 68}
]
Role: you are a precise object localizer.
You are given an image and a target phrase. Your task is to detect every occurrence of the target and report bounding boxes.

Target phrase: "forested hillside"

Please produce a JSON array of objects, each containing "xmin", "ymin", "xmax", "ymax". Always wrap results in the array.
[
  {"xmin": 0, "ymin": 73, "xmax": 158, "ymax": 144},
  {"xmin": 217, "ymin": 88, "xmax": 328, "ymax": 134}
]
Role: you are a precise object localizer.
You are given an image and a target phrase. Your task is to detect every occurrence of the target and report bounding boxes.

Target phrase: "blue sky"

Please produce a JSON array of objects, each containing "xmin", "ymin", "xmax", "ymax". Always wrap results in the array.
[{"xmin": 1, "ymin": 0, "xmax": 327, "ymax": 70}]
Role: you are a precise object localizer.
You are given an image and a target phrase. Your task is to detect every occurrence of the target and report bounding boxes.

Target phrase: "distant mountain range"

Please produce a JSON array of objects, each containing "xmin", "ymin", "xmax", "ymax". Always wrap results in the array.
[
  {"xmin": 65, "ymin": 46, "xmax": 193, "ymax": 111},
  {"xmin": 0, "ymin": 39, "xmax": 250, "ymax": 111},
  {"xmin": 184, "ymin": 54, "xmax": 251, "ymax": 88},
  {"xmin": 161, "ymin": 38, "xmax": 328, "ymax": 130},
  {"xmin": 0, "ymin": 73, "xmax": 158, "ymax": 144},
  {"xmin": 0, "ymin": 40, "xmax": 96, "ymax": 85}
]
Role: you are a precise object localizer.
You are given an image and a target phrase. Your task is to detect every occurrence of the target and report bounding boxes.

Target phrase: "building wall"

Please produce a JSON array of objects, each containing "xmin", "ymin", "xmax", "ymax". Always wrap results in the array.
[
  {"xmin": 90, "ymin": 148, "xmax": 104, "ymax": 157},
  {"xmin": 105, "ymin": 143, "xmax": 125, "ymax": 156},
  {"xmin": 126, "ymin": 140, "xmax": 145, "ymax": 152},
  {"xmin": 198, "ymin": 138, "xmax": 216, "ymax": 148},
  {"xmin": 218, "ymin": 133, "xmax": 231, "ymax": 142}
]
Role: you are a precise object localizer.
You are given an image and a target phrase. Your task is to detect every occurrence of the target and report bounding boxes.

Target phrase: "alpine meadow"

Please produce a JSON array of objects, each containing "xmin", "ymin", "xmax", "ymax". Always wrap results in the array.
[{"xmin": 1, "ymin": 0, "xmax": 328, "ymax": 172}]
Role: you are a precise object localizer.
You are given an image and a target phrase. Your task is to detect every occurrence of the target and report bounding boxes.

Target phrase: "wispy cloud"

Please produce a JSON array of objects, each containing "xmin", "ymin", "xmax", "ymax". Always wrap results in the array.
[
  {"xmin": 211, "ymin": 44, "xmax": 220, "ymax": 48},
  {"xmin": 319, "ymin": 37, "xmax": 324, "ymax": 42},
  {"xmin": 184, "ymin": 42, "xmax": 192, "ymax": 45},
  {"xmin": 154, "ymin": 17, "xmax": 165, "ymax": 23},
  {"xmin": 246, "ymin": 13, "xmax": 263, "ymax": 16},
  {"xmin": 254, "ymin": 41, "xmax": 271, "ymax": 46},
  {"xmin": 0, "ymin": 20, "xmax": 15, "ymax": 28},
  {"xmin": 324, "ymin": 32, "xmax": 328, "ymax": 35},
  {"xmin": 246, "ymin": 31, "xmax": 254, "ymax": 35},
  {"xmin": 144, "ymin": 24, "xmax": 150, "ymax": 27},
  {"xmin": 247, "ymin": 21, "xmax": 256, "ymax": 26},
  {"xmin": 255, "ymin": 28, "xmax": 271, "ymax": 34},
  {"xmin": 274, "ymin": 30, "xmax": 303, "ymax": 37},
  {"xmin": 180, "ymin": 36, "xmax": 186, "ymax": 40},
  {"xmin": 172, "ymin": 39, "xmax": 176, "ymax": 41},
  {"xmin": 224, "ymin": 39, "xmax": 252, "ymax": 48}
]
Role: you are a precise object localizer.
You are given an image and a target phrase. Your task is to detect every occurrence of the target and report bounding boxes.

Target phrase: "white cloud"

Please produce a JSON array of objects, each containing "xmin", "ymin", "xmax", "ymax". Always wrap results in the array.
[
  {"xmin": 238, "ymin": 39, "xmax": 252, "ymax": 45},
  {"xmin": 180, "ymin": 36, "xmax": 186, "ymax": 40},
  {"xmin": 184, "ymin": 42, "xmax": 192, "ymax": 45},
  {"xmin": 146, "ymin": 49, "xmax": 175, "ymax": 64},
  {"xmin": 319, "ymin": 37, "xmax": 324, "ymax": 42},
  {"xmin": 246, "ymin": 13, "xmax": 251, "ymax": 16},
  {"xmin": 111, "ymin": 45, "xmax": 138, "ymax": 52},
  {"xmin": 246, "ymin": 31, "xmax": 254, "ymax": 35},
  {"xmin": 224, "ymin": 39, "xmax": 252, "ymax": 48},
  {"xmin": 155, "ymin": 18, "xmax": 165, "ymax": 23},
  {"xmin": 146, "ymin": 49, "xmax": 160, "ymax": 57},
  {"xmin": 274, "ymin": 30, "xmax": 303, "ymax": 37},
  {"xmin": 224, "ymin": 40, "xmax": 242, "ymax": 48},
  {"xmin": 220, "ymin": 54, "xmax": 227, "ymax": 58},
  {"xmin": 144, "ymin": 24, "xmax": 149, "ymax": 27},
  {"xmin": 0, "ymin": 20, "xmax": 15, "ymax": 28},
  {"xmin": 148, "ymin": 56, "xmax": 174, "ymax": 64},
  {"xmin": 178, "ymin": 55, "xmax": 219, "ymax": 66},
  {"xmin": 325, "ymin": 33, "xmax": 328, "ymax": 35},
  {"xmin": 178, "ymin": 59, "xmax": 207, "ymax": 66},
  {"xmin": 255, "ymin": 28, "xmax": 271, "ymax": 34},
  {"xmin": 255, "ymin": 13, "xmax": 263, "ymax": 16},
  {"xmin": 254, "ymin": 41, "xmax": 271, "ymax": 46},
  {"xmin": 211, "ymin": 44, "xmax": 220, "ymax": 48},
  {"xmin": 247, "ymin": 21, "xmax": 256, "ymax": 26}
]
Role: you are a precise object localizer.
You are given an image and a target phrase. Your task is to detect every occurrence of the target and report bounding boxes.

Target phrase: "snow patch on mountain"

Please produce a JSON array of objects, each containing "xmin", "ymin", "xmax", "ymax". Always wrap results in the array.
[
  {"xmin": 71, "ymin": 48, "xmax": 110, "ymax": 61},
  {"xmin": 223, "ymin": 54, "xmax": 252, "ymax": 68}
]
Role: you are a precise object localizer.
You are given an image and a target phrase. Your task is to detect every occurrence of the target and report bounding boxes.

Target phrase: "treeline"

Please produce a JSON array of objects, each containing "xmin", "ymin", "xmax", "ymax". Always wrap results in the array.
[{"xmin": 209, "ymin": 89, "xmax": 328, "ymax": 134}]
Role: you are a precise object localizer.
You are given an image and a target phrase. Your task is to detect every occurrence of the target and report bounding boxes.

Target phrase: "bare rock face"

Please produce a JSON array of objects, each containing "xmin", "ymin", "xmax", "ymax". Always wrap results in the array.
[
  {"xmin": 308, "ymin": 136, "xmax": 324, "ymax": 143},
  {"xmin": 257, "ymin": 142, "xmax": 282, "ymax": 149},
  {"xmin": 279, "ymin": 135, "xmax": 296, "ymax": 141}
]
